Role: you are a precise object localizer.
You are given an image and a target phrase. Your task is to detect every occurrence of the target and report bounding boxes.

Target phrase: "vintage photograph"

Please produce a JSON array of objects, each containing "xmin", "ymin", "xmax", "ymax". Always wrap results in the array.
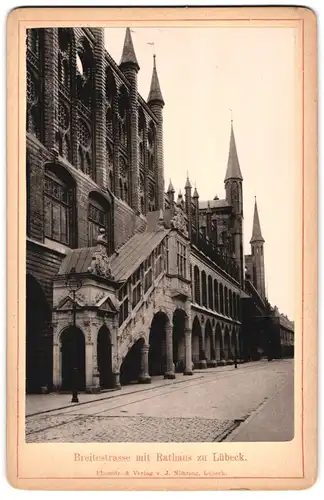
[{"xmin": 25, "ymin": 25, "xmax": 295, "ymax": 444}]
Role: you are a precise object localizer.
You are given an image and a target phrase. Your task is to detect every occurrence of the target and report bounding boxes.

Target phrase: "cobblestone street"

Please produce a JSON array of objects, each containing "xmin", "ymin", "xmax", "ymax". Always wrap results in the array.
[{"xmin": 26, "ymin": 359, "xmax": 293, "ymax": 443}]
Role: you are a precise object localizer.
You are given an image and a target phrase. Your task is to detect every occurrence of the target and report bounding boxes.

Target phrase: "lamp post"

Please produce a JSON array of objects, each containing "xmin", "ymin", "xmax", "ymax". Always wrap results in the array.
[{"xmin": 66, "ymin": 267, "xmax": 82, "ymax": 403}]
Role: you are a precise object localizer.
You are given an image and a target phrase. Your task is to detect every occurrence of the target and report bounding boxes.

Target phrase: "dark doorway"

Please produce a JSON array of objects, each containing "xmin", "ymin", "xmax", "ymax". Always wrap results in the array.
[
  {"xmin": 26, "ymin": 274, "xmax": 51, "ymax": 393},
  {"xmin": 61, "ymin": 327, "xmax": 85, "ymax": 391},
  {"xmin": 172, "ymin": 309, "xmax": 186, "ymax": 372},
  {"xmin": 149, "ymin": 312, "xmax": 168, "ymax": 376},
  {"xmin": 224, "ymin": 327, "xmax": 231, "ymax": 360},
  {"xmin": 120, "ymin": 338, "xmax": 144, "ymax": 385},
  {"xmin": 215, "ymin": 323, "xmax": 223, "ymax": 362},
  {"xmin": 97, "ymin": 326, "xmax": 113, "ymax": 389}
]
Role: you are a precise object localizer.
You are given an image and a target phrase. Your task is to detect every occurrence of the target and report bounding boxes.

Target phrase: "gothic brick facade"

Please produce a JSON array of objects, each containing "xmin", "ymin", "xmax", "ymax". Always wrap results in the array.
[{"xmin": 26, "ymin": 27, "xmax": 293, "ymax": 394}]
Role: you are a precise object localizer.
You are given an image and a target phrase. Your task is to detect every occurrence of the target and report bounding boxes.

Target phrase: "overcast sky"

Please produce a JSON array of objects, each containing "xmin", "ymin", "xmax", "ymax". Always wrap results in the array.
[{"xmin": 105, "ymin": 27, "xmax": 297, "ymax": 320}]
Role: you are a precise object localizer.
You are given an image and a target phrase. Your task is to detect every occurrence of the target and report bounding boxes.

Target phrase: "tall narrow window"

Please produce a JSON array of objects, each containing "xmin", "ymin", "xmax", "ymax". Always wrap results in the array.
[
  {"xmin": 208, "ymin": 276, "xmax": 213, "ymax": 310},
  {"xmin": 219, "ymin": 283, "xmax": 224, "ymax": 314},
  {"xmin": 224, "ymin": 287, "xmax": 228, "ymax": 316},
  {"xmin": 229, "ymin": 290, "xmax": 232, "ymax": 317},
  {"xmin": 194, "ymin": 266, "xmax": 200, "ymax": 305},
  {"xmin": 202, "ymin": 271, "xmax": 207, "ymax": 307},
  {"xmin": 44, "ymin": 166, "xmax": 74, "ymax": 246},
  {"xmin": 118, "ymin": 282, "xmax": 129, "ymax": 326},
  {"xmin": 177, "ymin": 241, "xmax": 187, "ymax": 279},
  {"xmin": 87, "ymin": 192, "xmax": 113, "ymax": 252},
  {"xmin": 214, "ymin": 279, "xmax": 219, "ymax": 312}
]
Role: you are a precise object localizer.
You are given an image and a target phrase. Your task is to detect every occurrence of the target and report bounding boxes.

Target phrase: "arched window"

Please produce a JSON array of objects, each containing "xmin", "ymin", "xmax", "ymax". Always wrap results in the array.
[
  {"xmin": 119, "ymin": 157, "xmax": 129, "ymax": 203},
  {"xmin": 233, "ymin": 292, "xmax": 237, "ymax": 319},
  {"xmin": 194, "ymin": 266, "xmax": 200, "ymax": 305},
  {"xmin": 76, "ymin": 38, "xmax": 94, "ymax": 109},
  {"xmin": 78, "ymin": 119, "xmax": 92, "ymax": 176},
  {"xmin": 139, "ymin": 173, "xmax": 145, "ymax": 214},
  {"xmin": 105, "ymin": 67, "xmax": 116, "ymax": 139},
  {"xmin": 26, "ymin": 29, "xmax": 43, "ymax": 141},
  {"xmin": 202, "ymin": 271, "xmax": 207, "ymax": 307},
  {"xmin": 208, "ymin": 275, "xmax": 213, "ymax": 310},
  {"xmin": 58, "ymin": 28, "xmax": 73, "ymax": 91},
  {"xmin": 44, "ymin": 164, "xmax": 75, "ymax": 247},
  {"xmin": 88, "ymin": 192, "xmax": 113, "ymax": 253},
  {"xmin": 229, "ymin": 290, "xmax": 232, "ymax": 317},
  {"xmin": 148, "ymin": 182, "xmax": 156, "ymax": 212},
  {"xmin": 224, "ymin": 287, "xmax": 228, "ymax": 316},
  {"xmin": 118, "ymin": 86, "xmax": 129, "ymax": 151},
  {"xmin": 219, "ymin": 283, "xmax": 224, "ymax": 314},
  {"xmin": 57, "ymin": 100, "xmax": 72, "ymax": 162},
  {"xmin": 214, "ymin": 279, "xmax": 219, "ymax": 312},
  {"xmin": 147, "ymin": 122, "xmax": 156, "ymax": 173},
  {"xmin": 138, "ymin": 108, "xmax": 146, "ymax": 169},
  {"xmin": 236, "ymin": 295, "xmax": 240, "ymax": 321},
  {"xmin": 106, "ymin": 143, "xmax": 113, "ymax": 191}
]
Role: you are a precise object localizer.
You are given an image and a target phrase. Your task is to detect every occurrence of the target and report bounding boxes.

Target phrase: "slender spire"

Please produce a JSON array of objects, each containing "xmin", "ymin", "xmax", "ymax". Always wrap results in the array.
[
  {"xmin": 167, "ymin": 179, "xmax": 175, "ymax": 193},
  {"xmin": 148, "ymin": 54, "xmax": 164, "ymax": 105},
  {"xmin": 224, "ymin": 121, "xmax": 243, "ymax": 181},
  {"xmin": 120, "ymin": 27, "xmax": 139, "ymax": 70},
  {"xmin": 185, "ymin": 174, "xmax": 192, "ymax": 189},
  {"xmin": 193, "ymin": 186, "xmax": 199, "ymax": 199},
  {"xmin": 250, "ymin": 198, "xmax": 264, "ymax": 243}
]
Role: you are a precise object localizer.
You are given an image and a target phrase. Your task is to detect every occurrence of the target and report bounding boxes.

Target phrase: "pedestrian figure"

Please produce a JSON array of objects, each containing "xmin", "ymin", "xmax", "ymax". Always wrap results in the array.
[{"xmin": 71, "ymin": 367, "xmax": 79, "ymax": 403}]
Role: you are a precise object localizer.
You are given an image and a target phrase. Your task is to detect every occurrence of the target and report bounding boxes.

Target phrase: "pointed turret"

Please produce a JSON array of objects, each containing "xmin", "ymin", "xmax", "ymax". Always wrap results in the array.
[
  {"xmin": 225, "ymin": 121, "xmax": 243, "ymax": 182},
  {"xmin": 167, "ymin": 179, "xmax": 175, "ymax": 194},
  {"xmin": 119, "ymin": 27, "xmax": 139, "ymax": 71},
  {"xmin": 250, "ymin": 197, "xmax": 266, "ymax": 299},
  {"xmin": 185, "ymin": 175, "xmax": 192, "ymax": 189},
  {"xmin": 167, "ymin": 179, "xmax": 175, "ymax": 208},
  {"xmin": 148, "ymin": 55, "xmax": 164, "ymax": 105},
  {"xmin": 193, "ymin": 187, "xmax": 199, "ymax": 199},
  {"xmin": 250, "ymin": 198, "xmax": 265, "ymax": 243}
]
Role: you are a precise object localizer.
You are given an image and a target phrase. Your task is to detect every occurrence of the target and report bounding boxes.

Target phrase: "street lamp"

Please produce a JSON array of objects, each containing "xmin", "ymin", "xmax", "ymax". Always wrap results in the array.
[{"xmin": 66, "ymin": 267, "xmax": 82, "ymax": 403}]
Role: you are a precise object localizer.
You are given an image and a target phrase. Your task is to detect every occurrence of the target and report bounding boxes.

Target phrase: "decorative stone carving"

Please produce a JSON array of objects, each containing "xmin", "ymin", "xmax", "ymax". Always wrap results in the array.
[
  {"xmin": 170, "ymin": 206, "xmax": 189, "ymax": 237},
  {"xmin": 88, "ymin": 228, "xmax": 113, "ymax": 279}
]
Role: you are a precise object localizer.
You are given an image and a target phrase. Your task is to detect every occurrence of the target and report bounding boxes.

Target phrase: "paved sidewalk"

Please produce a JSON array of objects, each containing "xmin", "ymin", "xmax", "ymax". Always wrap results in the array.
[
  {"xmin": 225, "ymin": 366, "xmax": 294, "ymax": 442},
  {"xmin": 26, "ymin": 362, "xmax": 244, "ymax": 416}
]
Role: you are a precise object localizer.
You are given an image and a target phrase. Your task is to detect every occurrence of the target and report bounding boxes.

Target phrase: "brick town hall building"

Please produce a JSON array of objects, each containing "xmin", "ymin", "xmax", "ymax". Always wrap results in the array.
[{"xmin": 26, "ymin": 27, "xmax": 294, "ymax": 393}]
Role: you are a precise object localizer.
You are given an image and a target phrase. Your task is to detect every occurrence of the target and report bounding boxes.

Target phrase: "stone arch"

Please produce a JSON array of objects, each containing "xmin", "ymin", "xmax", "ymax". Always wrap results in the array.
[
  {"xmin": 215, "ymin": 322, "xmax": 223, "ymax": 364},
  {"xmin": 192, "ymin": 315, "xmax": 205, "ymax": 369},
  {"xmin": 204, "ymin": 319, "xmax": 214, "ymax": 365},
  {"xmin": 148, "ymin": 311, "xmax": 170, "ymax": 377},
  {"xmin": 97, "ymin": 325, "xmax": 113, "ymax": 389},
  {"xmin": 120, "ymin": 336, "xmax": 145, "ymax": 386},
  {"xmin": 172, "ymin": 308, "xmax": 187, "ymax": 373},
  {"xmin": 60, "ymin": 326, "xmax": 86, "ymax": 391},
  {"xmin": 224, "ymin": 325, "xmax": 231, "ymax": 362},
  {"xmin": 26, "ymin": 273, "xmax": 52, "ymax": 393}
]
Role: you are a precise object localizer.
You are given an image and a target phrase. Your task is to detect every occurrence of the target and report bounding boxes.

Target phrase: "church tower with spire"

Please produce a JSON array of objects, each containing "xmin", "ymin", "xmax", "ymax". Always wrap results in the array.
[
  {"xmin": 119, "ymin": 28, "xmax": 140, "ymax": 213},
  {"xmin": 224, "ymin": 120, "xmax": 244, "ymax": 285},
  {"xmin": 148, "ymin": 54, "xmax": 165, "ymax": 210},
  {"xmin": 250, "ymin": 198, "xmax": 266, "ymax": 299}
]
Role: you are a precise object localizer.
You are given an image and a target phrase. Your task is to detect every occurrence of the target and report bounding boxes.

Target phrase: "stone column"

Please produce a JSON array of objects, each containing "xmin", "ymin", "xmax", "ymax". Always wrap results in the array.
[
  {"xmin": 85, "ymin": 343, "xmax": 93, "ymax": 392},
  {"xmin": 227, "ymin": 331, "xmax": 234, "ymax": 365},
  {"xmin": 112, "ymin": 372, "xmax": 121, "ymax": 389},
  {"xmin": 219, "ymin": 330, "xmax": 226, "ymax": 366},
  {"xmin": 184, "ymin": 328, "xmax": 193, "ymax": 375},
  {"xmin": 164, "ymin": 324, "xmax": 175, "ymax": 379},
  {"xmin": 209, "ymin": 331, "xmax": 217, "ymax": 367},
  {"xmin": 53, "ymin": 343, "xmax": 61, "ymax": 389},
  {"xmin": 139, "ymin": 344, "xmax": 151, "ymax": 383},
  {"xmin": 199, "ymin": 332, "xmax": 207, "ymax": 369},
  {"xmin": 91, "ymin": 342, "xmax": 101, "ymax": 393}
]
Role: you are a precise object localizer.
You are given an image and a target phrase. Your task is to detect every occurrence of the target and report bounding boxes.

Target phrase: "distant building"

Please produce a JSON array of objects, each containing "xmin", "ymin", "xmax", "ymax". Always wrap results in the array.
[{"xmin": 26, "ymin": 27, "xmax": 293, "ymax": 393}]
